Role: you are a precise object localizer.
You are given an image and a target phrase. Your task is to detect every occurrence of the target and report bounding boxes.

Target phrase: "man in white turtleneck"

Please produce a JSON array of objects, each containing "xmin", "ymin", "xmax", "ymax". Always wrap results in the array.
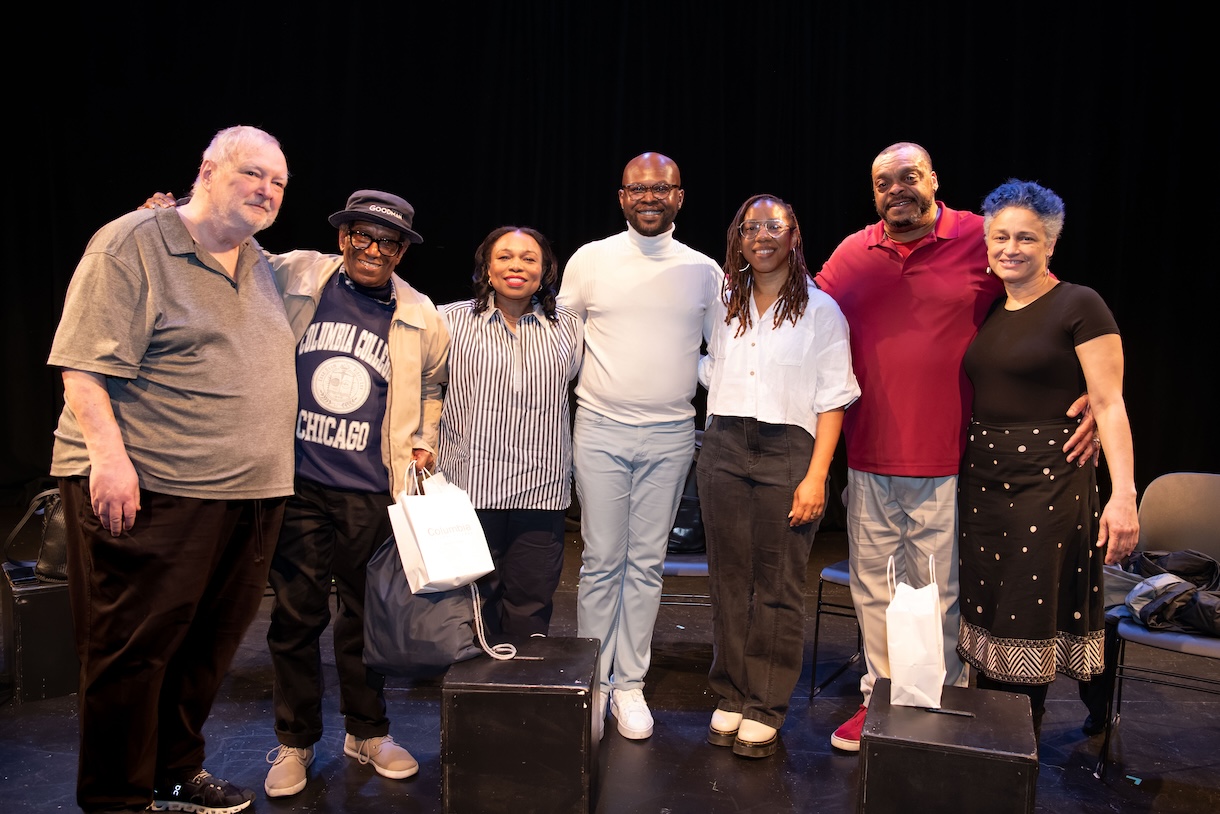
[{"xmin": 558, "ymin": 152, "xmax": 722, "ymax": 741}]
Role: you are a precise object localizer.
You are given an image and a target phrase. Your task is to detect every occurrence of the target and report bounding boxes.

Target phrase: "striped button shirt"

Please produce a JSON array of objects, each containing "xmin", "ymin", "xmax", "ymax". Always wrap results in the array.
[{"xmin": 436, "ymin": 298, "xmax": 584, "ymax": 509}]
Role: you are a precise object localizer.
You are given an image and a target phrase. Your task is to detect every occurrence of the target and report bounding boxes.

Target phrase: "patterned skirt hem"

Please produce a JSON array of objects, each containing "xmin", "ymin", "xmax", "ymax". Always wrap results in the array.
[{"xmin": 959, "ymin": 619, "xmax": 1104, "ymax": 684}]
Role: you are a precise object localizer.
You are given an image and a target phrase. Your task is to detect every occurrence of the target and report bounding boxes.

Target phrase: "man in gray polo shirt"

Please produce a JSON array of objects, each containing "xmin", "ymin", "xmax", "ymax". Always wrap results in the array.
[{"xmin": 49, "ymin": 125, "xmax": 296, "ymax": 814}]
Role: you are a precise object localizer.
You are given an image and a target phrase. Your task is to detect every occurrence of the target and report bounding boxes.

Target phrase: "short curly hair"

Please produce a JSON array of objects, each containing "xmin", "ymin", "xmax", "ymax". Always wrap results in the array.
[{"xmin": 982, "ymin": 179, "xmax": 1065, "ymax": 242}]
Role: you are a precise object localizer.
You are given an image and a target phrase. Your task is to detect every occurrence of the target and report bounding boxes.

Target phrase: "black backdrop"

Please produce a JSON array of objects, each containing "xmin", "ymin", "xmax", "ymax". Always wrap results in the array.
[{"xmin": 3, "ymin": 3, "xmax": 1213, "ymax": 504}]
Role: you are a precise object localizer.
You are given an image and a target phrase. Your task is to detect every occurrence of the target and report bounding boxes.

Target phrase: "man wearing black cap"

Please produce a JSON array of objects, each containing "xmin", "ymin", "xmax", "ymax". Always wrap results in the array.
[{"xmin": 258, "ymin": 190, "xmax": 449, "ymax": 796}]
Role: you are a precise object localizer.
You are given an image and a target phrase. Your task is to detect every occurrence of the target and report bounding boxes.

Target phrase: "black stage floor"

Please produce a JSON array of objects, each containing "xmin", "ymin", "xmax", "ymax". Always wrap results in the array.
[{"xmin": 3, "ymin": 523, "xmax": 1218, "ymax": 813}]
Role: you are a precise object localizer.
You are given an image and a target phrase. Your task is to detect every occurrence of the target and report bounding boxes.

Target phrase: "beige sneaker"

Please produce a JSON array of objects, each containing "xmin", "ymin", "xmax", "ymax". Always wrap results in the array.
[
  {"xmin": 707, "ymin": 709, "xmax": 742, "ymax": 747},
  {"xmin": 264, "ymin": 745, "xmax": 314, "ymax": 797},
  {"xmin": 344, "ymin": 734, "xmax": 419, "ymax": 779},
  {"xmin": 732, "ymin": 719, "xmax": 779, "ymax": 759}
]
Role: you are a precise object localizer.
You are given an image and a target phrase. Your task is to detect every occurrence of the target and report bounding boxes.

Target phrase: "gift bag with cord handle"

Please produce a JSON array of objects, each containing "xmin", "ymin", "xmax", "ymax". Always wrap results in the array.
[
  {"xmin": 886, "ymin": 553, "xmax": 946, "ymax": 708},
  {"xmin": 388, "ymin": 463, "xmax": 494, "ymax": 594},
  {"xmin": 364, "ymin": 534, "xmax": 516, "ymax": 678}
]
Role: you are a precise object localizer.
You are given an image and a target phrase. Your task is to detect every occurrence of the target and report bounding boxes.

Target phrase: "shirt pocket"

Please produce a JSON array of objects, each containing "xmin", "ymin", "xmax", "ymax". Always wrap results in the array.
[{"xmin": 771, "ymin": 327, "xmax": 814, "ymax": 366}]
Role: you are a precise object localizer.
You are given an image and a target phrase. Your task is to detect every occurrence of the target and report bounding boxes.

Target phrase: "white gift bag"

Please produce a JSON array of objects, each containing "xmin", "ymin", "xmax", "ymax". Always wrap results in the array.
[
  {"xmin": 886, "ymin": 554, "xmax": 946, "ymax": 708},
  {"xmin": 388, "ymin": 465, "xmax": 494, "ymax": 594}
]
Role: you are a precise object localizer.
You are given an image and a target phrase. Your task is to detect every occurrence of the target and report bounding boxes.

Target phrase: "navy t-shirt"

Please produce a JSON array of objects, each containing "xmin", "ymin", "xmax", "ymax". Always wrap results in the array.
[{"xmin": 294, "ymin": 271, "xmax": 395, "ymax": 492}]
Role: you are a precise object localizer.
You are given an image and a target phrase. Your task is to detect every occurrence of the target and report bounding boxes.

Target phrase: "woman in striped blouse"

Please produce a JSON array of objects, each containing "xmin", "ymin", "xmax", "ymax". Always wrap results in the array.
[{"xmin": 436, "ymin": 226, "xmax": 584, "ymax": 636}]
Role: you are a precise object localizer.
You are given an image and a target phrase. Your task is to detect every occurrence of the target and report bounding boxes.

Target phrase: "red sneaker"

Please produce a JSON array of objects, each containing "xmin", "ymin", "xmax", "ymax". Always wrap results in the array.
[{"xmin": 830, "ymin": 704, "xmax": 868, "ymax": 752}]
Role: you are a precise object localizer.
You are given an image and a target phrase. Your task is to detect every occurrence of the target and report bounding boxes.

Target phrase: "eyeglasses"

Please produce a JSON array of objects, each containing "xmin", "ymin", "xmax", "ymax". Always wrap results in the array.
[
  {"xmin": 347, "ymin": 229, "xmax": 404, "ymax": 258},
  {"xmin": 622, "ymin": 183, "xmax": 680, "ymax": 200},
  {"xmin": 739, "ymin": 220, "xmax": 791, "ymax": 239}
]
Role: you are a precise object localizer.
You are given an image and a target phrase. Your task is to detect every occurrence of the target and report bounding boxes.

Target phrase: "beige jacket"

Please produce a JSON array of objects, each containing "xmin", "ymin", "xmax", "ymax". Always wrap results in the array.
[{"xmin": 270, "ymin": 250, "xmax": 449, "ymax": 496}]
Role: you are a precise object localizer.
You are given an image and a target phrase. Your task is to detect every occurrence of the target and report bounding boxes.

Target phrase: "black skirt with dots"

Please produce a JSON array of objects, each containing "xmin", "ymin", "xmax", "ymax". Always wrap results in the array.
[{"xmin": 957, "ymin": 418, "xmax": 1106, "ymax": 684}]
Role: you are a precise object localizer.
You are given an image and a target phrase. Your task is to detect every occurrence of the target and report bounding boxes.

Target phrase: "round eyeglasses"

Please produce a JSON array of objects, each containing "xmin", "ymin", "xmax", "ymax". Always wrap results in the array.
[
  {"xmin": 347, "ymin": 229, "xmax": 404, "ymax": 258},
  {"xmin": 739, "ymin": 220, "xmax": 791, "ymax": 239}
]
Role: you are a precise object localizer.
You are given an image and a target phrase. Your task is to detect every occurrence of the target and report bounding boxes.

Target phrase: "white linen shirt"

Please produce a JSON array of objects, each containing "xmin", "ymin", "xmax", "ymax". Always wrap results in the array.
[{"xmin": 699, "ymin": 279, "xmax": 860, "ymax": 439}]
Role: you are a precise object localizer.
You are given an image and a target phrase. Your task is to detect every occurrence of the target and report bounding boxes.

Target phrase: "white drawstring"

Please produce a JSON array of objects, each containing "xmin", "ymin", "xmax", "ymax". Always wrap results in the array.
[{"xmin": 469, "ymin": 582, "xmax": 516, "ymax": 661}]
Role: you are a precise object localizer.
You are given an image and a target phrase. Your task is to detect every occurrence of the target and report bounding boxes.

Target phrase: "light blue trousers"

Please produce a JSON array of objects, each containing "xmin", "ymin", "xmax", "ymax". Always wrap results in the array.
[{"xmin": 573, "ymin": 406, "xmax": 695, "ymax": 692}]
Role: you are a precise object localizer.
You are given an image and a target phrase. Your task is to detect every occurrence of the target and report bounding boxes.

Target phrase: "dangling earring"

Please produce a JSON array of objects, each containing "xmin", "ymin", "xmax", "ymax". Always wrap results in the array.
[{"xmin": 738, "ymin": 251, "xmax": 751, "ymax": 273}]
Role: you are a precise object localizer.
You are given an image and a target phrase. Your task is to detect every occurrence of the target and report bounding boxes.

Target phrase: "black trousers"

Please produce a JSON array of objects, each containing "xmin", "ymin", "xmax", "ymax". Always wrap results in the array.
[
  {"xmin": 62, "ymin": 477, "xmax": 283, "ymax": 812},
  {"xmin": 267, "ymin": 478, "xmax": 394, "ymax": 747},
  {"xmin": 474, "ymin": 508, "xmax": 566, "ymax": 636}
]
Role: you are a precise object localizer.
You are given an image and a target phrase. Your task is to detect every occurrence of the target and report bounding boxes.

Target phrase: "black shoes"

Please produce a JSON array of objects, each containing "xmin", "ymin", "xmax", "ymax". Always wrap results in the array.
[{"xmin": 151, "ymin": 770, "xmax": 255, "ymax": 813}]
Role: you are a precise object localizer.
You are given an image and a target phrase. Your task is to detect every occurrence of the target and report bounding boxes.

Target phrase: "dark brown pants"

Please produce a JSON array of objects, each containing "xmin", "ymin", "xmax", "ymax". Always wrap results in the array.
[{"xmin": 61, "ymin": 477, "xmax": 284, "ymax": 812}]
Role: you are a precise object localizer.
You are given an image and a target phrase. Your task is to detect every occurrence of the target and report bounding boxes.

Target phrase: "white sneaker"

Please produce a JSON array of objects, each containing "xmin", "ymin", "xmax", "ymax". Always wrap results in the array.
[
  {"xmin": 344, "ymin": 734, "xmax": 419, "ymax": 779},
  {"xmin": 610, "ymin": 688, "xmax": 654, "ymax": 739},
  {"xmin": 264, "ymin": 745, "xmax": 314, "ymax": 797}
]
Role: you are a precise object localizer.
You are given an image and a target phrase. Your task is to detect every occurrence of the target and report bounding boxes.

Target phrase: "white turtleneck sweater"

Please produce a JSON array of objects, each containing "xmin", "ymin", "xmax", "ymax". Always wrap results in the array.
[{"xmin": 558, "ymin": 223, "xmax": 723, "ymax": 425}]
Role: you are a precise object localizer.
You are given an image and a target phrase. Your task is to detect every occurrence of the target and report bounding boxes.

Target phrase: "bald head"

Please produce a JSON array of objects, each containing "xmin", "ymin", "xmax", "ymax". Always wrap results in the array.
[
  {"xmin": 873, "ymin": 142, "xmax": 933, "ymax": 173},
  {"xmin": 622, "ymin": 152, "xmax": 681, "ymax": 187}
]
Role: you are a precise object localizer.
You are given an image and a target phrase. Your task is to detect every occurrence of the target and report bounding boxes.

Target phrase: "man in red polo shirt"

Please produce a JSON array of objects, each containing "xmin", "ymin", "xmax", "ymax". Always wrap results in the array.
[{"xmin": 814, "ymin": 142, "xmax": 1096, "ymax": 752}]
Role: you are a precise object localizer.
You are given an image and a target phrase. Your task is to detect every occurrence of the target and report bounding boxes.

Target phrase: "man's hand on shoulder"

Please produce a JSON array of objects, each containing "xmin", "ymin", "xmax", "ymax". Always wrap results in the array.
[
  {"xmin": 139, "ymin": 192, "xmax": 179, "ymax": 210},
  {"xmin": 1064, "ymin": 394, "xmax": 1101, "ymax": 467}
]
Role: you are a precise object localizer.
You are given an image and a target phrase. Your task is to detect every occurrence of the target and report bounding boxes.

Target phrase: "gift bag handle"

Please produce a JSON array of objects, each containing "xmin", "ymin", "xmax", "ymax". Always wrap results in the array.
[
  {"xmin": 404, "ymin": 461, "xmax": 427, "ymax": 496},
  {"xmin": 887, "ymin": 553, "xmax": 938, "ymax": 599}
]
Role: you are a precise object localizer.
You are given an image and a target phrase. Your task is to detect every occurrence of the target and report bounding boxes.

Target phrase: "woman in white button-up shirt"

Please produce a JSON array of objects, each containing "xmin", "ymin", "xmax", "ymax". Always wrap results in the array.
[{"xmin": 698, "ymin": 194, "xmax": 860, "ymax": 759}]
